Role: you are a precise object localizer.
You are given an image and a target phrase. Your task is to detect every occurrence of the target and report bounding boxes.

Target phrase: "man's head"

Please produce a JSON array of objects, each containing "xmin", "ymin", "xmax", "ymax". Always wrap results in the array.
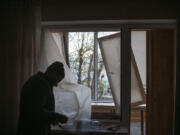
[{"xmin": 45, "ymin": 61, "xmax": 65, "ymax": 87}]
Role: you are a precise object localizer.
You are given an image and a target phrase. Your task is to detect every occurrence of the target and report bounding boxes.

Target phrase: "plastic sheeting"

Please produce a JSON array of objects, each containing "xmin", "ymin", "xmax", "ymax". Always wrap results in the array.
[
  {"xmin": 40, "ymin": 30, "xmax": 91, "ymax": 122},
  {"xmin": 98, "ymin": 34, "xmax": 121, "ymax": 112},
  {"xmin": 98, "ymin": 33, "xmax": 145, "ymax": 112}
]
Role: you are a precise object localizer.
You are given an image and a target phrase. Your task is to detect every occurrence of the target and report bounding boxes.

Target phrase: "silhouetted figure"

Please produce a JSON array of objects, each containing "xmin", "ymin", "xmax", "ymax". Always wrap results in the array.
[{"xmin": 17, "ymin": 62, "xmax": 68, "ymax": 135}]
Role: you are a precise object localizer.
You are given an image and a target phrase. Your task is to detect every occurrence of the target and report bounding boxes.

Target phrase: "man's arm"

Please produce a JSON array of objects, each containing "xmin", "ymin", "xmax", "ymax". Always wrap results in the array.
[{"xmin": 31, "ymin": 80, "xmax": 68, "ymax": 124}]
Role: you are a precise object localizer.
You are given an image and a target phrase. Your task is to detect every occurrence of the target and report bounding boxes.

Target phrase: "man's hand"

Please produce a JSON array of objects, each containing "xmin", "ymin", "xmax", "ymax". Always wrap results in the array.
[{"xmin": 55, "ymin": 113, "xmax": 68, "ymax": 124}]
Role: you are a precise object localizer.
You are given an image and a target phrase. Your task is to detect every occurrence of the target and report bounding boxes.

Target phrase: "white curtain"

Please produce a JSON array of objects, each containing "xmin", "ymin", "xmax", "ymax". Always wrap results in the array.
[{"xmin": 40, "ymin": 30, "xmax": 91, "ymax": 122}]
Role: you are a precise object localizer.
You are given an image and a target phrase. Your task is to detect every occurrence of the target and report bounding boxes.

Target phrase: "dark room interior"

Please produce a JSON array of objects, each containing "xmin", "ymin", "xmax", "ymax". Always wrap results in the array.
[{"xmin": 0, "ymin": 1, "xmax": 179, "ymax": 135}]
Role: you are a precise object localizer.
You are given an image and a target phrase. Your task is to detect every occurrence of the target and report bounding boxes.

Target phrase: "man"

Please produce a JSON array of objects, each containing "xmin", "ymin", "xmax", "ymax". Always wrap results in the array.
[{"xmin": 17, "ymin": 62, "xmax": 68, "ymax": 135}]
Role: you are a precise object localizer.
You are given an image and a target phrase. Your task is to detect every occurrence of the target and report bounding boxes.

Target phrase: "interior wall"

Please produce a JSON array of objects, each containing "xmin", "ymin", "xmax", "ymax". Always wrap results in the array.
[
  {"xmin": 175, "ymin": 17, "xmax": 180, "ymax": 135},
  {"xmin": 41, "ymin": 1, "xmax": 178, "ymax": 21}
]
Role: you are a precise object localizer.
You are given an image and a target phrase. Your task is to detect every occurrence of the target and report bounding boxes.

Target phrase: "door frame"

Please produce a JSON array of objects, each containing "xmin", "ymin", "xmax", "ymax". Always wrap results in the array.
[{"xmin": 128, "ymin": 22, "xmax": 176, "ymax": 135}]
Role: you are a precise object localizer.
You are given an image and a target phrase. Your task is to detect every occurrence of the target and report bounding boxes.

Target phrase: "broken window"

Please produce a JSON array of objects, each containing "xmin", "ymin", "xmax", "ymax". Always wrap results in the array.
[{"xmin": 40, "ymin": 27, "xmax": 145, "ymax": 130}]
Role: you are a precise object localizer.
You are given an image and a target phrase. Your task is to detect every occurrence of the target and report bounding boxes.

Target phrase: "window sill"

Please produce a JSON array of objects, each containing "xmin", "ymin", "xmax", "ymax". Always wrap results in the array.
[{"xmin": 91, "ymin": 102, "xmax": 115, "ymax": 107}]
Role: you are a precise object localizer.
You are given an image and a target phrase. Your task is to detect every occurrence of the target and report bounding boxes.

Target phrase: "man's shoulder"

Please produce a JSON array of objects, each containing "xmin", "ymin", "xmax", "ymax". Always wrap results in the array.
[
  {"xmin": 33, "ymin": 72, "xmax": 46, "ymax": 81},
  {"xmin": 23, "ymin": 72, "xmax": 49, "ymax": 89},
  {"xmin": 21, "ymin": 72, "xmax": 51, "ymax": 99}
]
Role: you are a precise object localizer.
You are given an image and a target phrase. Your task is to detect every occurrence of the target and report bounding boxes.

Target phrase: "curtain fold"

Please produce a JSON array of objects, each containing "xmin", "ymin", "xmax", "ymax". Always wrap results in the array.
[
  {"xmin": 40, "ymin": 30, "xmax": 91, "ymax": 122},
  {"xmin": 19, "ymin": 0, "xmax": 41, "ymax": 85},
  {"xmin": 0, "ymin": 1, "xmax": 41, "ymax": 135}
]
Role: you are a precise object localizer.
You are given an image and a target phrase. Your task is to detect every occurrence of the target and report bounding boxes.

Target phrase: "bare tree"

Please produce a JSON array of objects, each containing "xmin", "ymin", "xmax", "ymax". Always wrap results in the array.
[
  {"xmin": 69, "ymin": 32, "xmax": 105, "ymax": 98},
  {"xmin": 91, "ymin": 62, "xmax": 104, "ymax": 90},
  {"xmin": 77, "ymin": 33, "xmax": 85, "ymax": 84},
  {"xmin": 69, "ymin": 32, "xmax": 94, "ymax": 86}
]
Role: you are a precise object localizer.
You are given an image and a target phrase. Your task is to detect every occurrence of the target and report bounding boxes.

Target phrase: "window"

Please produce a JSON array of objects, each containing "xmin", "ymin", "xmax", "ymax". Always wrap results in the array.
[
  {"xmin": 68, "ymin": 31, "xmax": 120, "ymax": 102},
  {"xmin": 41, "ymin": 20, "xmax": 176, "ymax": 134},
  {"xmin": 41, "ymin": 23, "xmax": 131, "ymax": 126}
]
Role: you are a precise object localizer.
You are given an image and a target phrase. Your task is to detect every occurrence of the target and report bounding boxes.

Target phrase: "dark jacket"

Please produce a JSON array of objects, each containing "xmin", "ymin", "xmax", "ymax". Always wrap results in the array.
[{"xmin": 17, "ymin": 72, "xmax": 58, "ymax": 135}]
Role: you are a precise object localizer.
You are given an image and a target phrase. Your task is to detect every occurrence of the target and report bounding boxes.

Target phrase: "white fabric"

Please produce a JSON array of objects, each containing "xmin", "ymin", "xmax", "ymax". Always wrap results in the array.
[
  {"xmin": 131, "ymin": 31, "xmax": 146, "ymax": 86},
  {"xmin": 131, "ymin": 59, "xmax": 143, "ymax": 103},
  {"xmin": 40, "ymin": 31, "xmax": 91, "ymax": 122}
]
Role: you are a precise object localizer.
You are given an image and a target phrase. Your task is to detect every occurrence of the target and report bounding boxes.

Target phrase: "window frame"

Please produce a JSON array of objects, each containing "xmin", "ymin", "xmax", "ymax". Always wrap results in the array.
[
  {"xmin": 67, "ymin": 31, "xmax": 121, "ymax": 102},
  {"xmin": 41, "ymin": 19, "xmax": 176, "ymax": 128}
]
